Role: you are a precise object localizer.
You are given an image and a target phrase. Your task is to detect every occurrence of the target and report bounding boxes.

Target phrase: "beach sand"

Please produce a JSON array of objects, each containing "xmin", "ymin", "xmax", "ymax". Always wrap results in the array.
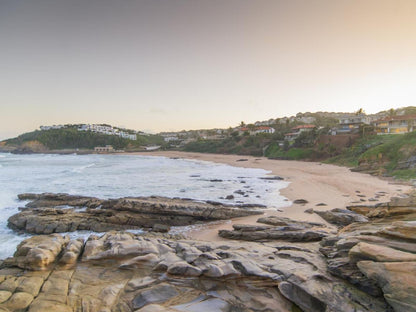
[{"xmin": 124, "ymin": 151, "xmax": 413, "ymax": 241}]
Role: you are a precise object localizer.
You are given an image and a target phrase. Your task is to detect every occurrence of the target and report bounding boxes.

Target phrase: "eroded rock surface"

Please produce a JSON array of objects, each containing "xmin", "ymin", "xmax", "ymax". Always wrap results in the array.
[
  {"xmin": 314, "ymin": 208, "xmax": 368, "ymax": 226},
  {"xmin": 0, "ymin": 229, "xmax": 396, "ymax": 312},
  {"xmin": 8, "ymin": 193, "xmax": 263, "ymax": 234},
  {"xmin": 318, "ymin": 192, "xmax": 416, "ymax": 312},
  {"xmin": 218, "ymin": 216, "xmax": 329, "ymax": 242},
  {"xmin": 1, "ymin": 192, "xmax": 416, "ymax": 311}
]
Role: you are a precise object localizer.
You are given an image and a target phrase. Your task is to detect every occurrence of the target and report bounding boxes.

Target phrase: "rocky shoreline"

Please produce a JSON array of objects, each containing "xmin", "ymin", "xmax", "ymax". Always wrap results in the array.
[
  {"xmin": 8, "ymin": 193, "xmax": 264, "ymax": 234},
  {"xmin": 0, "ymin": 192, "xmax": 415, "ymax": 311}
]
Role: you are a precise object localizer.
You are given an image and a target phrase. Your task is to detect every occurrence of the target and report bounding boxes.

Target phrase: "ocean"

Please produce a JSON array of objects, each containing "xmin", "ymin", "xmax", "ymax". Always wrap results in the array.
[{"xmin": 0, "ymin": 153, "xmax": 289, "ymax": 259}]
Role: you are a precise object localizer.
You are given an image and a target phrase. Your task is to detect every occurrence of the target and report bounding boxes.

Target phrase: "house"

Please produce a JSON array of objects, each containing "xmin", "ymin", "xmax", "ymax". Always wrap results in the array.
[
  {"xmin": 238, "ymin": 126, "xmax": 275, "ymax": 135},
  {"xmin": 336, "ymin": 114, "xmax": 370, "ymax": 134},
  {"xmin": 163, "ymin": 136, "xmax": 179, "ymax": 142},
  {"xmin": 254, "ymin": 126, "xmax": 275, "ymax": 134},
  {"xmin": 284, "ymin": 132, "xmax": 299, "ymax": 141},
  {"xmin": 94, "ymin": 145, "xmax": 114, "ymax": 153},
  {"xmin": 284, "ymin": 125, "xmax": 316, "ymax": 141},
  {"xmin": 40, "ymin": 125, "xmax": 64, "ymax": 131},
  {"xmin": 373, "ymin": 115, "xmax": 416, "ymax": 134},
  {"xmin": 78, "ymin": 124, "xmax": 138, "ymax": 140},
  {"xmin": 145, "ymin": 145, "xmax": 161, "ymax": 151},
  {"xmin": 238, "ymin": 127, "xmax": 251, "ymax": 135}
]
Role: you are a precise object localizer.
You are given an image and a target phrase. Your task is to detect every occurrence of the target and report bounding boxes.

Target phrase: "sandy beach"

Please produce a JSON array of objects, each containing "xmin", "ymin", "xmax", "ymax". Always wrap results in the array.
[{"xmin": 125, "ymin": 151, "xmax": 413, "ymax": 241}]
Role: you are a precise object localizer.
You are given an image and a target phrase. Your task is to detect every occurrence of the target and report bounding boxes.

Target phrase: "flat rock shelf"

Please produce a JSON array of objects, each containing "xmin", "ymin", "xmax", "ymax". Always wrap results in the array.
[{"xmin": 8, "ymin": 193, "xmax": 264, "ymax": 234}]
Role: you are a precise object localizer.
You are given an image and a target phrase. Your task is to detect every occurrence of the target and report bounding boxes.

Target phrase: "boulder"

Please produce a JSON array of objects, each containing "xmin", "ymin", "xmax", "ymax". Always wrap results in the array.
[
  {"xmin": 132, "ymin": 283, "xmax": 179, "ymax": 310},
  {"xmin": 27, "ymin": 300, "xmax": 73, "ymax": 312},
  {"xmin": 167, "ymin": 261, "xmax": 202, "ymax": 277},
  {"xmin": 60, "ymin": 239, "xmax": 84, "ymax": 265},
  {"xmin": 15, "ymin": 277, "xmax": 44, "ymax": 296},
  {"xmin": 13, "ymin": 234, "xmax": 69, "ymax": 270},
  {"xmin": 257, "ymin": 216, "xmax": 324, "ymax": 228},
  {"xmin": 82, "ymin": 232, "xmax": 159, "ymax": 261},
  {"xmin": 0, "ymin": 291, "xmax": 12, "ymax": 304},
  {"xmin": 349, "ymin": 242, "xmax": 416, "ymax": 263},
  {"xmin": 379, "ymin": 221, "xmax": 416, "ymax": 241},
  {"xmin": 219, "ymin": 224, "xmax": 327, "ymax": 242},
  {"xmin": 4, "ymin": 292, "xmax": 34, "ymax": 311},
  {"xmin": 293, "ymin": 199, "xmax": 308, "ymax": 204},
  {"xmin": 315, "ymin": 208, "xmax": 368, "ymax": 226},
  {"xmin": 278, "ymin": 281, "xmax": 326, "ymax": 312},
  {"xmin": 358, "ymin": 261, "xmax": 416, "ymax": 312},
  {"xmin": 126, "ymin": 277, "xmax": 157, "ymax": 292}
]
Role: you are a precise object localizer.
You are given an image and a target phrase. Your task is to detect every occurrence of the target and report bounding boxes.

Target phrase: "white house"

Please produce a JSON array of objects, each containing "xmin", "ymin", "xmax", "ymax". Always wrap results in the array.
[
  {"xmin": 94, "ymin": 145, "xmax": 114, "ymax": 153},
  {"xmin": 77, "ymin": 124, "xmax": 138, "ymax": 140},
  {"xmin": 254, "ymin": 126, "xmax": 275, "ymax": 134}
]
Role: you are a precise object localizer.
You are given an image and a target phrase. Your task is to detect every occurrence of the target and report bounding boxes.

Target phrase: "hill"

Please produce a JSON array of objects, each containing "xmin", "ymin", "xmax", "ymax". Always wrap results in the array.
[
  {"xmin": 326, "ymin": 132, "xmax": 416, "ymax": 179},
  {"xmin": 0, "ymin": 125, "xmax": 164, "ymax": 153}
]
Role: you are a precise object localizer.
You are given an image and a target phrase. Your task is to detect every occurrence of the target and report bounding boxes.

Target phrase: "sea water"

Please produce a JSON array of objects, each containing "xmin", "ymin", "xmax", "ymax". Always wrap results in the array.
[{"xmin": 0, "ymin": 153, "xmax": 289, "ymax": 259}]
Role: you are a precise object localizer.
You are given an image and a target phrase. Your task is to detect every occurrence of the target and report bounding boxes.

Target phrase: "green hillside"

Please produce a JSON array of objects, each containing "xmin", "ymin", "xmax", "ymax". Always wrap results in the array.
[
  {"xmin": 183, "ymin": 134, "xmax": 273, "ymax": 156},
  {"xmin": 1, "ymin": 126, "xmax": 164, "ymax": 152},
  {"xmin": 326, "ymin": 132, "xmax": 416, "ymax": 179}
]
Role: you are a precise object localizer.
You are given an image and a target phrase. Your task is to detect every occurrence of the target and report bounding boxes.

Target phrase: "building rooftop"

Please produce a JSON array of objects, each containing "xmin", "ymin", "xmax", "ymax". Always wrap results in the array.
[{"xmin": 292, "ymin": 125, "xmax": 316, "ymax": 130}]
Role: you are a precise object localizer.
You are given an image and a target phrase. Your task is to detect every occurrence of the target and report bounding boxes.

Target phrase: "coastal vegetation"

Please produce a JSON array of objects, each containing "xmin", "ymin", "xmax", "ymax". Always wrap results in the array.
[
  {"xmin": 183, "ymin": 133, "xmax": 272, "ymax": 156},
  {"xmin": 327, "ymin": 131, "xmax": 416, "ymax": 179},
  {"xmin": 1, "ymin": 125, "xmax": 164, "ymax": 152}
]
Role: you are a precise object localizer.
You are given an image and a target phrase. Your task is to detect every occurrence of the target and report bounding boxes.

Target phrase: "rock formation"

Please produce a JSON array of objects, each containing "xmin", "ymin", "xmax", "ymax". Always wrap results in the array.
[
  {"xmin": 218, "ymin": 216, "xmax": 330, "ymax": 242},
  {"xmin": 1, "ymin": 192, "xmax": 416, "ymax": 311},
  {"xmin": 0, "ymin": 230, "xmax": 393, "ymax": 312},
  {"xmin": 8, "ymin": 193, "xmax": 264, "ymax": 234}
]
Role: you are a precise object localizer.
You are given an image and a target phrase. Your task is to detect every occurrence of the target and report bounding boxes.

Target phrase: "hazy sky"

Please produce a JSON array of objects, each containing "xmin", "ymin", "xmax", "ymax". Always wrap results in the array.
[{"xmin": 1, "ymin": 0, "xmax": 416, "ymax": 139}]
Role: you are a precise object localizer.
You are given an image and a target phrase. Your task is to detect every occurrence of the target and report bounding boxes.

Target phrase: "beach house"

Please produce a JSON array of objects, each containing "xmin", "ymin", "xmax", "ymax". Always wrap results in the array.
[
  {"xmin": 94, "ymin": 145, "xmax": 114, "ymax": 153},
  {"xmin": 373, "ymin": 115, "xmax": 416, "ymax": 134}
]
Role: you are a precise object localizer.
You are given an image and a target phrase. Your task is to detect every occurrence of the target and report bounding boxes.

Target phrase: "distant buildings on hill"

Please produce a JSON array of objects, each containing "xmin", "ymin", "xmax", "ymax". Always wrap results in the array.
[
  {"xmin": 40, "ymin": 124, "xmax": 138, "ymax": 140},
  {"xmin": 39, "ymin": 125, "xmax": 64, "ymax": 130},
  {"xmin": 39, "ymin": 107, "xmax": 416, "ymax": 149},
  {"xmin": 78, "ymin": 124, "xmax": 137, "ymax": 140},
  {"xmin": 238, "ymin": 126, "xmax": 275, "ymax": 136}
]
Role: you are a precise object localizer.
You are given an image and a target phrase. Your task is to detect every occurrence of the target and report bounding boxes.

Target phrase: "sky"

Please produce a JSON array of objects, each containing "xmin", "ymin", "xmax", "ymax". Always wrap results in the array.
[{"xmin": 1, "ymin": 0, "xmax": 416, "ymax": 139}]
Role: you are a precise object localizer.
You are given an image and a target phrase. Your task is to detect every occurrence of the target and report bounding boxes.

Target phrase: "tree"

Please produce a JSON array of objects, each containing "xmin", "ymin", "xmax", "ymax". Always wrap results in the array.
[
  {"xmin": 283, "ymin": 140, "xmax": 289, "ymax": 151},
  {"xmin": 356, "ymin": 108, "xmax": 365, "ymax": 115},
  {"xmin": 388, "ymin": 108, "xmax": 397, "ymax": 117}
]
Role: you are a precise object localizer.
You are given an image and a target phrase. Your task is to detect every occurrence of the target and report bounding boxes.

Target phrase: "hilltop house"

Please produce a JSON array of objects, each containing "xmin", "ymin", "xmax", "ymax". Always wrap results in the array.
[
  {"xmin": 78, "ymin": 124, "xmax": 137, "ymax": 140},
  {"xmin": 336, "ymin": 114, "xmax": 370, "ymax": 134},
  {"xmin": 40, "ymin": 125, "xmax": 64, "ymax": 130},
  {"xmin": 238, "ymin": 126, "xmax": 275, "ymax": 136},
  {"xmin": 254, "ymin": 126, "xmax": 275, "ymax": 134},
  {"xmin": 284, "ymin": 125, "xmax": 316, "ymax": 141},
  {"xmin": 373, "ymin": 115, "xmax": 416, "ymax": 134}
]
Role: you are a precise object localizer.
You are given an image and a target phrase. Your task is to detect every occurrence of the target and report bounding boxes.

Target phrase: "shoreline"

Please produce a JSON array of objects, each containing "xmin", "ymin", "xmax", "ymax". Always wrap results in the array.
[{"xmin": 122, "ymin": 151, "xmax": 413, "ymax": 241}]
